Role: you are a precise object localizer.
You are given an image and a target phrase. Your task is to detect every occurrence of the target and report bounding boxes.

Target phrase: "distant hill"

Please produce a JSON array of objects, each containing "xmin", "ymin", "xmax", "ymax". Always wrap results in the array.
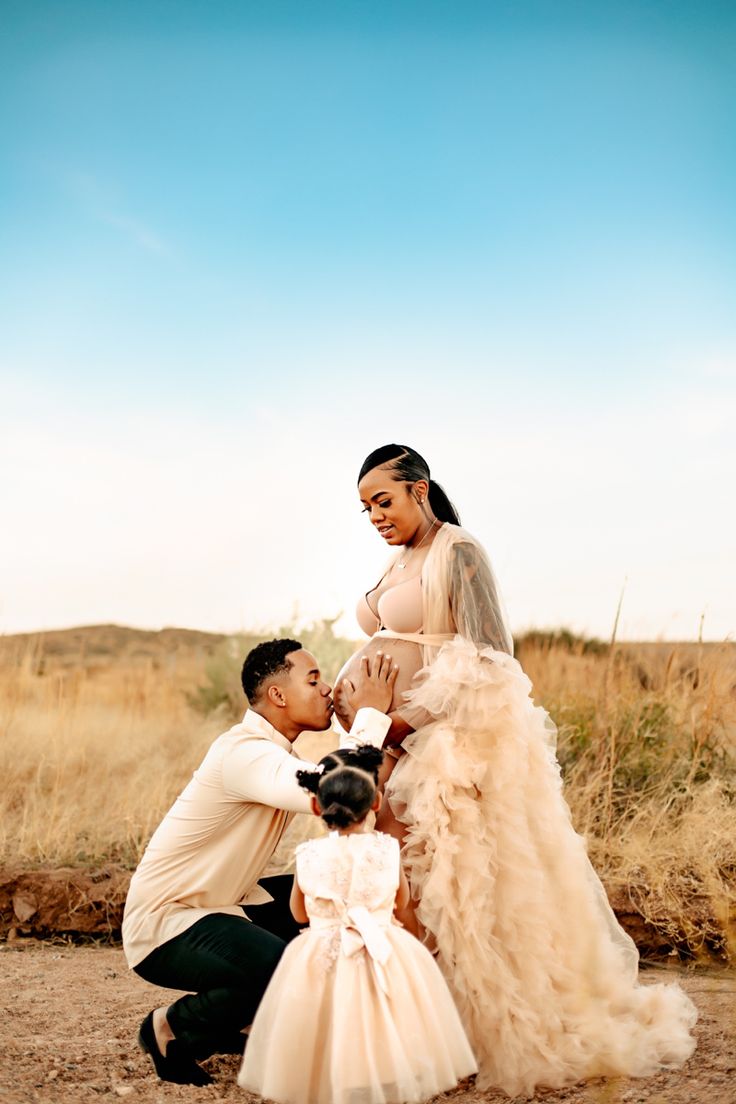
[{"xmin": 0, "ymin": 624, "xmax": 227, "ymax": 667}]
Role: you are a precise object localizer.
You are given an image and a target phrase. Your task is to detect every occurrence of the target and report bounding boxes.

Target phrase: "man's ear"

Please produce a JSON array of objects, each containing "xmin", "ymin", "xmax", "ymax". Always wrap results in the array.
[
  {"xmin": 371, "ymin": 791, "xmax": 382, "ymax": 813},
  {"xmin": 310, "ymin": 796, "xmax": 321, "ymax": 818},
  {"xmin": 266, "ymin": 683, "xmax": 286, "ymax": 708}
]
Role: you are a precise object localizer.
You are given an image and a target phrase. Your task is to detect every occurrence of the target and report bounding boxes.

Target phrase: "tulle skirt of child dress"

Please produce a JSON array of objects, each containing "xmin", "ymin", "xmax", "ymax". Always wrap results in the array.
[
  {"xmin": 238, "ymin": 916, "xmax": 477, "ymax": 1104},
  {"xmin": 385, "ymin": 636, "xmax": 698, "ymax": 1099}
]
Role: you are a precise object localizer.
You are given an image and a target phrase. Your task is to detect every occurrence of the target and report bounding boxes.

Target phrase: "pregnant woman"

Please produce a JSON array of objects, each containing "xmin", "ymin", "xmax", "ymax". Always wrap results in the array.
[{"xmin": 333, "ymin": 444, "xmax": 696, "ymax": 1099}]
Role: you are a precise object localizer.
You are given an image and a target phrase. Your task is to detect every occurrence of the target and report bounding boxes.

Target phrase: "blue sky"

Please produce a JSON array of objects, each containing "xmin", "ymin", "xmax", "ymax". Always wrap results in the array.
[{"xmin": 1, "ymin": 1, "xmax": 734, "ymax": 639}]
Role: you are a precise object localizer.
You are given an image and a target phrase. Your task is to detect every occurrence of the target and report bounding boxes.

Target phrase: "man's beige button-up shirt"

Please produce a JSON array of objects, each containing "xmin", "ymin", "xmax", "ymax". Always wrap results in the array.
[{"xmin": 122, "ymin": 707, "xmax": 390, "ymax": 968}]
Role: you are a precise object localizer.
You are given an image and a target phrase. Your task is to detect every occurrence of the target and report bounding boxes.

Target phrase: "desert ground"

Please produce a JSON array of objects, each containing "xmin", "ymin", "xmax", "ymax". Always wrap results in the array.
[{"xmin": 1, "ymin": 942, "xmax": 734, "ymax": 1104}]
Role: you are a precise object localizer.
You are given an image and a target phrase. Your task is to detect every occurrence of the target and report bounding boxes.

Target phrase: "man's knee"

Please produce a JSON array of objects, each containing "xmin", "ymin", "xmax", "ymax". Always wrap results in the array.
[
  {"xmin": 246, "ymin": 931, "xmax": 287, "ymax": 989},
  {"xmin": 202, "ymin": 921, "xmax": 286, "ymax": 991},
  {"xmin": 132, "ymin": 914, "xmax": 287, "ymax": 996}
]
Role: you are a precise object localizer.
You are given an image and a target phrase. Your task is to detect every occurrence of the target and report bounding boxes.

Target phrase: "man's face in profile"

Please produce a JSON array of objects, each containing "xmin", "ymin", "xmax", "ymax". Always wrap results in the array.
[{"xmin": 278, "ymin": 650, "xmax": 334, "ymax": 734}]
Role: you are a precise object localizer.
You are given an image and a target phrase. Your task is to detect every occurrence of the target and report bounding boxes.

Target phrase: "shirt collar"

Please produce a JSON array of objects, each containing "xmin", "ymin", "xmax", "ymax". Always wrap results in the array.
[{"xmin": 242, "ymin": 708, "xmax": 294, "ymax": 752}]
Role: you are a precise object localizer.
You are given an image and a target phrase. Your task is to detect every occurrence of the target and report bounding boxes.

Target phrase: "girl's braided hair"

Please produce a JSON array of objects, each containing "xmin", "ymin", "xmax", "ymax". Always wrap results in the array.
[{"xmin": 296, "ymin": 745, "xmax": 384, "ymax": 830}]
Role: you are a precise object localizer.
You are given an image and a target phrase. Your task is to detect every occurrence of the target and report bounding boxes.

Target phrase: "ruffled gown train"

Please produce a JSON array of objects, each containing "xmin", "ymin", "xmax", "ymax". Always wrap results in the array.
[{"xmin": 386, "ymin": 637, "xmax": 697, "ymax": 1098}]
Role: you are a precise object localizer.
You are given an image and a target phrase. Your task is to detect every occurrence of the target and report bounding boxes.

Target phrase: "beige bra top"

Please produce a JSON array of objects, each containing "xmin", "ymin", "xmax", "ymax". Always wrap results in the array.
[{"xmin": 356, "ymin": 573, "xmax": 423, "ymax": 635}]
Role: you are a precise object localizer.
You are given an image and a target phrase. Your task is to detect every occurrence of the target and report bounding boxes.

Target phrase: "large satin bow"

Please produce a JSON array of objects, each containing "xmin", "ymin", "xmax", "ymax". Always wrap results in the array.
[{"xmin": 319, "ymin": 902, "xmax": 393, "ymax": 995}]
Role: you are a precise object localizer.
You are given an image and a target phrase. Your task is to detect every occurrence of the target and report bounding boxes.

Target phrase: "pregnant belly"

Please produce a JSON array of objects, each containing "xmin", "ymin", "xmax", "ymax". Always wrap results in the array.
[{"xmin": 334, "ymin": 635, "xmax": 425, "ymax": 721}]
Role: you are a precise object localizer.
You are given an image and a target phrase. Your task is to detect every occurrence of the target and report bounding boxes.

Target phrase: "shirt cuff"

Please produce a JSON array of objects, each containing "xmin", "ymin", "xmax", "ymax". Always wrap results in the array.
[{"xmin": 339, "ymin": 707, "xmax": 391, "ymax": 750}]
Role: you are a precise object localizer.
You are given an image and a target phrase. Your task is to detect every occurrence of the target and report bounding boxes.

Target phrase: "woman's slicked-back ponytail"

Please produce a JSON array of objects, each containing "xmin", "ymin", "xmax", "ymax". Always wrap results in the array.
[
  {"xmin": 358, "ymin": 444, "xmax": 461, "ymax": 526},
  {"xmin": 427, "ymin": 479, "xmax": 461, "ymax": 526}
]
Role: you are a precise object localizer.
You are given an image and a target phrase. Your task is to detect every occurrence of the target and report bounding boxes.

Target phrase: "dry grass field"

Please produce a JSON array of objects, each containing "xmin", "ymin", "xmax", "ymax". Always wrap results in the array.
[{"xmin": 0, "ymin": 623, "xmax": 734, "ymax": 959}]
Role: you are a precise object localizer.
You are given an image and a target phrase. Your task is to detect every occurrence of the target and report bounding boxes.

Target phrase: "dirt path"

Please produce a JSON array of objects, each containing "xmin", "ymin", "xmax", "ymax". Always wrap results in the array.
[{"xmin": 0, "ymin": 942, "xmax": 733, "ymax": 1104}]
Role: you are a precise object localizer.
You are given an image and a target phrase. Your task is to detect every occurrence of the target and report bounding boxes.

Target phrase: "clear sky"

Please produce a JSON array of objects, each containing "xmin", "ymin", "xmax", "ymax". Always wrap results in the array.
[{"xmin": 1, "ymin": 0, "xmax": 734, "ymax": 641}]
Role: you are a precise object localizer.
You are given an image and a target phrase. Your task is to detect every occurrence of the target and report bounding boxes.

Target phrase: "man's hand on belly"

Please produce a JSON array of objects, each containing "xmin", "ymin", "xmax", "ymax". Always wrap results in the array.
[{"xmin": 342, "ymin": 652, "xmax": 399, "ymax": 715}]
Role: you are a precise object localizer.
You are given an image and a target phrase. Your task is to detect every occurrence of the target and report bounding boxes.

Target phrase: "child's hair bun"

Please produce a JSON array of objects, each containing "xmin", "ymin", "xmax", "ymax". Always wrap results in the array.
[
  {"xmin": 297, "ymin": 746, "xmax": 383, "ymax": 795},
  {"xmin": 343, "ymin": 744, "xmax": 384, "ymax": 778},
  {"xmin": 295, "ymin": 767, "xmax": 322, "ymax": 795},
  {"xmin": 298, "ymin": 746, "xmax": 383, "ymax": 828},
  {"xmin": 320, "ymin": 801, "xmax": 358, "ymax": 830}
]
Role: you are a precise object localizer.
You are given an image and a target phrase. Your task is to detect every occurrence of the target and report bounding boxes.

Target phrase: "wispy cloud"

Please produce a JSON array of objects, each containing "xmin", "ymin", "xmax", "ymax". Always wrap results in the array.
[
  {"xmin": 56, "ymin": 166, "xmax": 170, "ymax": 256},
  {"xmin": 96, "ymin": 209, "xmax": 167, "ymax": 254}
]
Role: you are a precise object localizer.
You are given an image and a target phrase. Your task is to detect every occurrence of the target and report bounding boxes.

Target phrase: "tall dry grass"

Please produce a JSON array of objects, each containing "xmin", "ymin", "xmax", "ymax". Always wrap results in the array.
[
  {"xmin": 519, "ymin": 637, "xmax": 736, "ymax": 959},
  {"xmin": 1, "ymin": 626, "xmax": 734, "ymax": 957},
  {"xmin": 0, "ymin": 643, "xmax": 221, "ymax": 866}
]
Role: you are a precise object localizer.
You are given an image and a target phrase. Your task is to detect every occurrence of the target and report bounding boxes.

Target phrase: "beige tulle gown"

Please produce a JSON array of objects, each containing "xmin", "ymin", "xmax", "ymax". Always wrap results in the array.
[
  {"xmin": 238, "ymin": 831, "xmax": 477, "ymax": 1104},
  {"xmin": 336, "ymin": 523, "xmax": 698, "ymax": 1098}
]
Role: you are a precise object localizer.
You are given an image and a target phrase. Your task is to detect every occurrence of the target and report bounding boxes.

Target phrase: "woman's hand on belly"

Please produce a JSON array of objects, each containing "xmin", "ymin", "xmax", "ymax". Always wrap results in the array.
[{"xmin": 333, "ymin": 679, "xmax": 357, "ymax": 733}]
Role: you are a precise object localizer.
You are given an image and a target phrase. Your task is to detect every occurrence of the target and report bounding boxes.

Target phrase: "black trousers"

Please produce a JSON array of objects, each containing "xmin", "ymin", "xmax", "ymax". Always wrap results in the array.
[{"xmin": 133, "ymin": 875, "xmax": 302, "ymax": 1060}]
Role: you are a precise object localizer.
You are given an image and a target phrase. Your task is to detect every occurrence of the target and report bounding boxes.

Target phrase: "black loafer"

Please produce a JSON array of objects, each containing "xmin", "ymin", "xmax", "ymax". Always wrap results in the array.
[{"xmin": 138, "ymin": 1011, "xmax": 213, "ymax": 1086}]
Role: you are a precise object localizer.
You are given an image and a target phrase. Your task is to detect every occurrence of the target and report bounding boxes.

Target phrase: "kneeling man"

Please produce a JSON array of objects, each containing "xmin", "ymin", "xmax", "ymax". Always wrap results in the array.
[{"xmin": 123, "ymin": 638, "xmax": 396, "ymax": 1085}]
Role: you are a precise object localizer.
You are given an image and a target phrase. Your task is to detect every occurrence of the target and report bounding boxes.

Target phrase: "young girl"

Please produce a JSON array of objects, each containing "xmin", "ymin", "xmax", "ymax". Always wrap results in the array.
[{"xmin": 238, "ymin": 746, "xmax": 477, "ymax": 1104}]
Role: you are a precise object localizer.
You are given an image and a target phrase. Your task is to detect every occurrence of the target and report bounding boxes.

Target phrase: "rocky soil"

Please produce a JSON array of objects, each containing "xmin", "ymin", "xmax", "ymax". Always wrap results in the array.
[{"xmin": 0, "ymin": 941, "xmax": 733, "ymax": 1104}]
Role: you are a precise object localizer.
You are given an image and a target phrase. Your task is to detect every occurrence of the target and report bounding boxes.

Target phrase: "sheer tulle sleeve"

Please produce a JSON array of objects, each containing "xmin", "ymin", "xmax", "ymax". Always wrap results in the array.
[
  {"xmin": 448, "ymin": 538, "xmax": 514, "ymax": 655},
  {"xmin": 394, "ymin": 527, "xmax": 513, "ymax": 731}
]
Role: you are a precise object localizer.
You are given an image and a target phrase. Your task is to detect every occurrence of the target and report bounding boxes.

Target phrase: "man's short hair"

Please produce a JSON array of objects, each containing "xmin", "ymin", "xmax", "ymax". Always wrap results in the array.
[{"xmin": 241, "ymin": 638, "xmax": 302, "ymax": 703}]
